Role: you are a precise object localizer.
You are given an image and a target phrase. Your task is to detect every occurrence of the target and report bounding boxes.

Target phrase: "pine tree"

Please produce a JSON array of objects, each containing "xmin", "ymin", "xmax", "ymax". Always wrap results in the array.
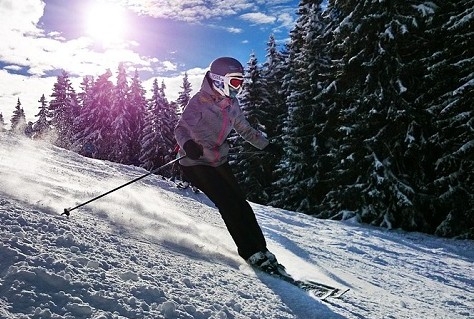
[
  {"xmin": 139, "ymin": 106, "xmax": 158, "ymax": 171},
  {"xmin": 49, "ymin": 70, "xmax": 79, "ymax": 149},
  {"xmin": 318, "ymin": 0, "xmax": 439, "ymax": 230},
  {"xmin": 0, "ymin": 113, "xmax": 6, "ymax": 132},
  {"xmin": 128, "ymin": 70, "xmax": 148, "ymax": 165},
  {"xmin": 257, "ymin": 35, "xmax": 289, "ymax": 203},
  {"xmin": 109, "ymin": 63, "xmax": 132, "ymax": 163},
  {"xmin": 77, "ymin": 76, "xmax": 94, "ymax": 111},
  {"xmin": 165, "ymin": 74, "xmax": 191, "ymax": 164},
  {"xmin": 274, "ymin": 0, "xmax": 329, "ymax": 212},
  {"xmin": 139, "ymin": 78, "xmax": 173, "ymax": 171},
  {"xmin": 232, "ymin": 53, "xmax": 272, "ymax": 203},
  {"xmin": 73, "ymin": 75, "xmax": 94, "ymax": 155},
  {"xmin": 159, "ymin": 83, "xmax": 179, "ymax": 163},
  {"xmin": 261, "ymin": 34, "xmax": 288, "ymax": 140},
  {"xmin": 176, "ymin": 72, "xmax": 192, "ymax": 114},
  {"xmin": 32, "ymin": 94, "xmax": 51, "ymax": 140},
  {"xmin": 10, "ymin": 98, "xmax": 26, "ymax": 134},
  {"xmin": 72, "ymin": 70, "xmax": 115, "ymax": 160},
  {"xmin": 423, "ymin": 0, "xmax": 474, "ymax": 237},
  {"xmin": 24, "ymin": 121, "xmax": 34, "ymax": 138}
]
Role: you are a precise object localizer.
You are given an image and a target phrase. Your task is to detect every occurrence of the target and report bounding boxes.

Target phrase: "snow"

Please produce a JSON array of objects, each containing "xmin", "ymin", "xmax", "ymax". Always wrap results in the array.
[
  {"xmin": 1, "ymin": 134, "xmax": 473, "ymax": 319},
  {"xmin": 412, "ymin": 3, "xmax": 437, "ymax": 17}
]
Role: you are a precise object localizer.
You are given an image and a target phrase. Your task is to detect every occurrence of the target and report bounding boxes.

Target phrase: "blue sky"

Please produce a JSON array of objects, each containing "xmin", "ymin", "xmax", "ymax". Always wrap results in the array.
[{"xmin": 0, "ymin": 0, "xmax": 299, "ymax": 125}]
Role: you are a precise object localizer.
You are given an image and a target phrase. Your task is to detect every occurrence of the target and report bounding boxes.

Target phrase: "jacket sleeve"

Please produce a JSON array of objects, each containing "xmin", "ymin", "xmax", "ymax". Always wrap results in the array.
[
  {"xmin": 232, "ymin": 103, "xmax": 269, "ymax": 150},
  {"xmin": 174, "ymin": 101, "xmax": 201, "ymax": 150}
]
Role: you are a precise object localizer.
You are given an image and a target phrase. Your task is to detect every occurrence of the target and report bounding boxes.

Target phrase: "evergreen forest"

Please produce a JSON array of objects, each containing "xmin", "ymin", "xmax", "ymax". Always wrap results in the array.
[{"xmin": 1, "ymin": 0, "xmax": 472, "ymax": 238}]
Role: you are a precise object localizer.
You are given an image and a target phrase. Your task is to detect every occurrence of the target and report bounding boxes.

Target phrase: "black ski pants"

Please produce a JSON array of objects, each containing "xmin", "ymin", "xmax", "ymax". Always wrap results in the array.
[{"xmin": 181, "ymin": 162, "xmax": 267, "ymax": 260}]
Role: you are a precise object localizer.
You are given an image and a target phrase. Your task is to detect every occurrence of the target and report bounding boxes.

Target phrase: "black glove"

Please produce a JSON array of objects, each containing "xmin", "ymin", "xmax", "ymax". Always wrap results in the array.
[
  {"xmin": 264, "ymin": 143, "xmax": 283, "ymax": 157},
  {"xmin": 183, "ymin": 140, "xmax": 204, "ymax": 160}
]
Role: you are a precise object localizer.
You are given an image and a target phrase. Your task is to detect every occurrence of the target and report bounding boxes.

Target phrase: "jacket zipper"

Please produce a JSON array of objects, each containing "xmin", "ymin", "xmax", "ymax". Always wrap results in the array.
[{"xmin": 213, "ymin": 99, "xmax": 231, "ymax": 164}]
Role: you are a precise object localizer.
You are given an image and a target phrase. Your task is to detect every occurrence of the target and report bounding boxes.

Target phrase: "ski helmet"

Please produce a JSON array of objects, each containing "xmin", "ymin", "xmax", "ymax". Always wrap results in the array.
[{"xmin": 208, "ymin": 57, "xmax": 244, "ymax": 98}]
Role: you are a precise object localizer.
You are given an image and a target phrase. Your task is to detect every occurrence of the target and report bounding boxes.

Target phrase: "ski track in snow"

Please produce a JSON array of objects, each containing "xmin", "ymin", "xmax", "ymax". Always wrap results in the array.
[{"xmin": 0, "ymin": 134, "xmax": 473, "ymax": 319}]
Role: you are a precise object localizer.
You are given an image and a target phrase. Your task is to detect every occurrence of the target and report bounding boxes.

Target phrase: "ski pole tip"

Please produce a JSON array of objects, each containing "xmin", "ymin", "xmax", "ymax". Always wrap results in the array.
[{"xmin": 61, "ymin": 208, "xmax": 71, "ymax": 217}]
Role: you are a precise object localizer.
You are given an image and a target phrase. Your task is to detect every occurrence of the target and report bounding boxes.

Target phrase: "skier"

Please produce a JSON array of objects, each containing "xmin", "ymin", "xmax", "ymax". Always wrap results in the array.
[{"xmin": 174, "ymin": 57, "xmax": 283, "ymax": 273}]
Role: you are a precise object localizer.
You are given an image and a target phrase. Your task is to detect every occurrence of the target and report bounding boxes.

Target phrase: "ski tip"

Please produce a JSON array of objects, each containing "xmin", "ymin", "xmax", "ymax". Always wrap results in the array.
[
  {"xmin": 334, "ymin": 288, "xmax": 350, "ymax": 298},
  {"xmin": 320, "ymin": 289, "xmax": 339, "ymax": 301},
  {"xmin": 322, "ymin": 288, "xmax": 350, "ymax": 301}
]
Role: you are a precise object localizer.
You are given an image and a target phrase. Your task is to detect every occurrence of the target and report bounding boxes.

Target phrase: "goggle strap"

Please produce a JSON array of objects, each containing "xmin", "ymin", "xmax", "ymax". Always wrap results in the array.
[{"xmin": 209, "ymin": 72, "xmax": 225, "ymax": 82}]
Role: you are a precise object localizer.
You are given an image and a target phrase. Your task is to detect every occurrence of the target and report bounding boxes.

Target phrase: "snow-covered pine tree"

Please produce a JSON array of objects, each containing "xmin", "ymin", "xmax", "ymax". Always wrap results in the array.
[
  {"xmin": 10, "ymin": 98, "xmax": 26, "ymax": 135},
  {"xmin": 49, "ymin": 70, "xmax": 78, "ymax": 149},
  {"xmin": 261, "ymin": 34, "xmax": 287, "ymax": 142},
  {"xmin": 72, "ymin": 75, "xmax": 95, "ymax": 157},
  {"xmin": 160, "ymin": 80, "xmax": 179, "ymax": 164},
  {"xmin": 231, "ymin": 52, "xmax": 271, "ymax": 204},
  {"xmin": 24, "ymin": 122, "xmax": 34, "ymax": 138},
  {"xmin": 259, "ymin": 35, "xmax": 288, "ymax": 203},
  {"xmin": 423, "ymin": 0, "xmax": 474, "ymax": 237},
  {"xmin": 320, "ymin": 0, "xmax": 438, "ymax": 230},
  {"xmin": 139, "ymin": 79, "xmax": 169, "ymax": 171},
  {"xmin": 77, "ymin": 76, "xmax": 94, "ymax": 113},
  {"xmin": 176, "ymin": 72, "xmax": 192, "ymax": 114},
  {"xmin": 73, "ymin": 70, "xmax": 115, "ymax": 160},
  {"xmin": 109, "ymin": 63, "xmax": 132, "ymax": 163},
  {"xmin": 128, "ymin": 70, "xmax": 148, "ymax": 166},
  {"xmin": 32, "ymin": 94, "xmax": 51, "ymax": 140},
  {"xmin": 138, "ymin": 108, "xmax": 157, "ymax": 171},
  {"xmin": 0, "ymin": 113, "xmax": 6, "ymax": 132},
  {"xmin": 273, "ymin": 0, "xmax": 329, "ymax": 212},
  {"xmin": 164, "ymin": 73, "xmax": 191, "ymax": 158}
]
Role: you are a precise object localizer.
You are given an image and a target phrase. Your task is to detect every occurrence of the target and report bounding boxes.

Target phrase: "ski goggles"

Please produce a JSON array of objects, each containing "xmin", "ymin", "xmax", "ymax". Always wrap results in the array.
[{"xmin": 209, "ymin": 72, "xmax": 244, "ymax": 89}]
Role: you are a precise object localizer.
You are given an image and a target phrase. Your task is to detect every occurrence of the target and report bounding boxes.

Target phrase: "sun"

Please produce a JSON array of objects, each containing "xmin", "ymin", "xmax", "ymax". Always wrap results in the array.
[{"xmin": 85, "ymin": 1, "xmax": 126, "ymax": 46}]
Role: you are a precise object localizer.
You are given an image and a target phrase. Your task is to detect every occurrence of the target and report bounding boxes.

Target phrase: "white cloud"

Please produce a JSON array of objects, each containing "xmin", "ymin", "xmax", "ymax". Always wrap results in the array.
[
  {"xmin": 117, "ymin": 0, "xmax": 254, "ymax": 21},
  {"xmin": 240, "ymin": 12, "xmax": 276, "ymax": 24},
  {"xmin": 0, "ymin": 0, "xmax": 45, "ymax": 36},
  {"xmin": 226, "ymin": 27, "xmax": 243, "ymax": 34},
  {"xmin": 277, "ymin": 12, "xmax": 295, "ymax": 29},
  {"xmin": 161, "ymin": 61, "xmax": 178, "ymax": 72}
]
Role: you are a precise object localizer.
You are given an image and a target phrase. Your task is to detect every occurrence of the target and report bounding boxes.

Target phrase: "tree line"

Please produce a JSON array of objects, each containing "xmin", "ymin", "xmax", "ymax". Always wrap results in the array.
[
  {"xmin": 1, "ymin": 0, "xmax": 472, "ymax": 238},
  {"xmin": 2, "ymin": 64, "xmax": 192, "ymax": 175},
  {"xmin": 232, "ymin": 0, "xmax": 472, "ymax": 239}
]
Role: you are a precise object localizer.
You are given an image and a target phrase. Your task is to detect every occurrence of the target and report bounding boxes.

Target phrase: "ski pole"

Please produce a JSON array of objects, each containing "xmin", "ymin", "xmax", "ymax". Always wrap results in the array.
[{"xmin": 62, "ymin": 155, "xmax": 186, "ymax": 216}]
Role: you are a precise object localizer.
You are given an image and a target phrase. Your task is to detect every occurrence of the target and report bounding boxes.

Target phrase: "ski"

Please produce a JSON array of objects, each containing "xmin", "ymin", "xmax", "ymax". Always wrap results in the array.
[
  {"xmin": 332, "ymin": 288, "xmax": 350, "ymax": 298},
  {"xmin": 288, "ymin": 277, "xmax": 349, "ymax": 300},
  {"xmin": 257, "ymin": 265, "xmax": 349, "ymax": 300},
  {"xmin": 302, "ymin": 279, "xmax": 350, "ymax": 299},
  {"xmin": 319, "ymin": 288, "xmax": 340, "ymax": 300}
]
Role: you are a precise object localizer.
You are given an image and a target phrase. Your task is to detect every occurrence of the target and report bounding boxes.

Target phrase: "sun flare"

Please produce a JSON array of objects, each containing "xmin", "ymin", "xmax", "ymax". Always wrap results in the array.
[{"xmin": 85, "ymin": 1, "xmax": 126, "ymax": 46}]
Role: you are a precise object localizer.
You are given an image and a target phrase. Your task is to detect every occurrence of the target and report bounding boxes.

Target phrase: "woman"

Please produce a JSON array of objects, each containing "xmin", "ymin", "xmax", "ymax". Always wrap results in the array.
[{"xmin": 174, "ymin": 57, "xmax": 283, "ymax": 272}]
